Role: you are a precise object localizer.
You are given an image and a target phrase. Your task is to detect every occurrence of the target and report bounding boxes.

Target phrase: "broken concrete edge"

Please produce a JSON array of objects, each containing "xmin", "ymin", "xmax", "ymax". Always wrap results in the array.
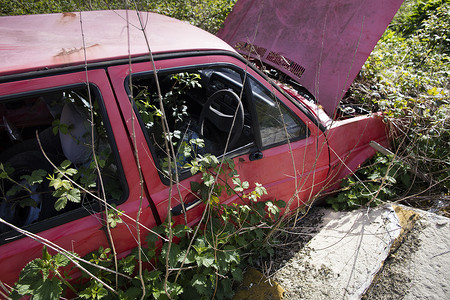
[
  {"xmin": 389, "ymin": 204, "xmax": 420, "ymax": 254},
  {"xmin": 361, "ymin": 204, "xmax": 421, "ymax": 297}
]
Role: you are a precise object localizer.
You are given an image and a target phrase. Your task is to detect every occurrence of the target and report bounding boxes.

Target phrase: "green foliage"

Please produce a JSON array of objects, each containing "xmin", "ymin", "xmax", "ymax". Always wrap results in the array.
[
  {"xmin": 346, "ymin": 0, "xmax": 450, "ymax": 201},
  {"xmin": 391, "ymin": 0, "xmax": 450, "ymax": 40},
  {"xmin": 327, "ymin": 154, "xmax": 411, "ymax": 211},
  {"xmin": 47, "ymin": 160, "xmax": 81, "ymax": 211},
  {"xmin": 107, "ymin": 204, "xmax": 124, "ymax": 228},
  {"xmin": 11, "ymin": 139, "xmax": 284, "ymax": 299},
  {"xmin": 0, "ymin": 162, "xmax": 47, "ymax": 208},
  {"xmin": 0, "ymin": 0, "xmax": 236, "ymax": 33},
  {"xmin": 10, "ymin": 246, "xmax": 73, "ymax": 300},
  {"xmin": 135, "ymin": 173, "xmax": 282, "ymax": 300},
  {"xmin": 145, "ymin": 0, "xmax": 236, "ymax": 33}
]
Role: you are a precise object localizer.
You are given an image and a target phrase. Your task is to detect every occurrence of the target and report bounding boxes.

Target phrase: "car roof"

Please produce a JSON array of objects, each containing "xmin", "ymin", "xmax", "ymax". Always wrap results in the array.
[{"xmin": 0, "ymin": 10, "xmax": 236, "ymax": 76}]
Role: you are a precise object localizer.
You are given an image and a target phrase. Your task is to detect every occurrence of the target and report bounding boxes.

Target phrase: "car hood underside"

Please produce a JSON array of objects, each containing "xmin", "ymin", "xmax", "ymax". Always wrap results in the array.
[{"xmin": 217, "ymin": 0, "xmax": 404, "ymax": 116}]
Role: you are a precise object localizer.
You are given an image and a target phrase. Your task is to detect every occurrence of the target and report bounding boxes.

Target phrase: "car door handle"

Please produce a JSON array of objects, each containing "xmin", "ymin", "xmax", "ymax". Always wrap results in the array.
[
  {"xmin": 171, "ymin": 196, "xmax": 202, "ymax": 216},
  {"xmin": 249, "ymin": 151, "xmax": 263, "ymax": 161}
]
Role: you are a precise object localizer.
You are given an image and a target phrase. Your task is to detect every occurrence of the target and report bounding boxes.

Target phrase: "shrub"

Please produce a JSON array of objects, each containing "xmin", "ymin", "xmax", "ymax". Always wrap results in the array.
[{"xmin": 345, "ymin": 0, "xmax": 450, "ymax": 203}]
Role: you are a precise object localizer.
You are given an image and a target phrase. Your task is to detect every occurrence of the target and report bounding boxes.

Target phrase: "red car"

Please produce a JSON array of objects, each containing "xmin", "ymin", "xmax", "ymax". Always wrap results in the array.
[{"xmin": 0, "ymin": 3, "xmax": 399, "ymax": 286}]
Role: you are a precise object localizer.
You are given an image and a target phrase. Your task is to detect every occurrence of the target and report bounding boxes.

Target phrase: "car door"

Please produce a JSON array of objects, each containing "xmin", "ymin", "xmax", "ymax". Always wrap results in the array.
[
  {"xmin": 108, "ymin": 54, "xmax": 329, "ymax": 226},
  {"xmin": 0, "ymin": 69, "xmax": 157, "ymax": 286},
  {"xmin": 238, "ymin": 68, "xmax": 330, "ymax": 212}
]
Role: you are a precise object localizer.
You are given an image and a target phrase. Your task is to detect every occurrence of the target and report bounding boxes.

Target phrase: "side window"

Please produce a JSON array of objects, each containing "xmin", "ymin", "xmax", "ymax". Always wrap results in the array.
[
  {"xmin": 0, "ymin": 87, "xmax": 124, "ymax": 235},
  {"xmin": 132, "ymin": 67, "xmax": 255, "ymax": 177},
  {"xmin": 249, "ymin": 77, "xmax": 308, "ymax": 147}
]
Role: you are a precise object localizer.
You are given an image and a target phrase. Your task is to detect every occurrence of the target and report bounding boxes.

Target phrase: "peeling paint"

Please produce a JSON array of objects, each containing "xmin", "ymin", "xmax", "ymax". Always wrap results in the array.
[
  {"xmin": 54, "ymin": 44, "xmax": 100, "ymax": 57},
  {"xmin": 58, "ymin": 12, "xmax": 77, "ymax": 24},
  {"xmin": 62, "ymin": 12, "xmax": 77, "ymax": 18}
]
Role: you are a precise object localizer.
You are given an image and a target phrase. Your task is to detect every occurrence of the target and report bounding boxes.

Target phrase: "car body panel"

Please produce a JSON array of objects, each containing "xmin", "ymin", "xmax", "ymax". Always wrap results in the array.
[
  {"xmin": 0, "ymin": 10, "xmax": 235, "ymax": 76},
  {"xmin": 108, "ymin": 54, "xmax": 330, "ymax": 224},
  {"xmin": 0, "ymin": 69, "xmax": 158, "ymax": 285},
  {"xmin": 218, "ymin": 0, "xmax": 404, "ymax": 115},
  {"xmin": 325, "ymin": 114, "xmax": 389, "ymax": 190},
  {"xmin": 0, "ymin": 9, "xmax": 390, "ymax": 288}
]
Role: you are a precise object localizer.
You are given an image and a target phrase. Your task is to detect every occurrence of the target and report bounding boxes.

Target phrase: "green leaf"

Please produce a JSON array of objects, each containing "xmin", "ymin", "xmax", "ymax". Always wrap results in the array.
[
  {"xmin": 161, "ymin": 243, "xmax": 181, "ymax": 267},
  {"xmin": 60, "ymin": 160, "xmax": 71, "ymax": 169},
  {"xmin": 202, "ymin": 173, "xmax": 215, "ymax": 187},
  {"xmin": 65, "ymin": 168, "xmax": 78, "ymax": 176},
  {"xmin": 42, "ymin": 246, "xmax": 52, "ymax": 261},
  {"xmin": 190, "ymin": 181, "xmax": 202, "ymax": 193},
  {"xmin": 254, "ymin": 183, "xmax": 267, "ymax": 196},
  {"xmin": 61, "ymin": 180, "xmax": 72, "ymax": 190},
  {"xmin": 173, "ymin": 224, "xmax": 191, "ymax": 238},
  {"xmin": 276, "ymin": 200, "xmax": 287, "ymax": 208},
  {"xmin": 98, "ymin": 159, "xmax": 106, "ymax": 168},
  {"xmin": 119, "ymin": 287, "xmax": 142, "ymax": 300},
  {"xmin": 191, "ymin": 273, "xmax": 208, "ymax": 295},
  {"xmin": 385, "ymin": 176, "xmax": 397, "ymax": 184},
  {"xmin": 6, "ymin": 185, "xmax": 21, "ymax": 197},
  {"xmin": 18, "ymin": 198, "xmax": 38, "ymax": 208},
  {"xmin": 67, "ymin": 188, "xmax": 81, "ymax": 203},
  {"xmin": 166, "ymin": 282, "xmax": 183, "ymax": 299},
  {"xmin": 231, "ymin": 176, "xmax": 241, "ymax": 187},
  {"xmin": 177, "ymin": 248, "xmax": 196, "ymax": 264},
  {"xmin": 54, "ymin": 197, "xmax": 68, "ymax": 211},
  {"xmin": 53, "ymin": 253, "xmax": 70, "ymax": 268},
  {"xmin": 20, "ymin": 169, "xmax": 47, "ymax": 185},
  {"xmin": 15, "ymin": 261, "xmax": 44, "ymax": 295},
  {"xmin": 222, "ymin": 245, "xmax": 239, "ymax": 264},
  {"xmin": 231, "ymin": 267, "xmax": 243, "ymax": 282},
  {"xmin": 368, "ymin": 171, "xmax": 381, "ymax": 181},
  {"xmin": 196, "ymin": 251, "xmax": 215, "ymax": 268},
  {"xmin": 33, "ymin": 278, "xmax": 63, "ymax": 300},
  {"xmin": 241, "ymin": 181, "xmax": 249, "ymax": 190}
]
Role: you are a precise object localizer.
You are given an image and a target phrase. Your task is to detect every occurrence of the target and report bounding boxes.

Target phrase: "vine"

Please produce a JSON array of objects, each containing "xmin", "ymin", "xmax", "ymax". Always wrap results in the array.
[{"xmin": 9, "ymin": 140, "xmax": 285, "ymax": 299}]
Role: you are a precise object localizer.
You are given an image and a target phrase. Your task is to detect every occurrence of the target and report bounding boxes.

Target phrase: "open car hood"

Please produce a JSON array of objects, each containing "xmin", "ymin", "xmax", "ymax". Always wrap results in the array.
[{"xmin": 218, "ymin": 0, "xmax": 403, "ymax": 116}]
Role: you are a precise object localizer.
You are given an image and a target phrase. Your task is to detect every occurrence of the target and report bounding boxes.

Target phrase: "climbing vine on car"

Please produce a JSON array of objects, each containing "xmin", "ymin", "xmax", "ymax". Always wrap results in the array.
[{"xmin": 10, "ymin": 140, "xmax": 286, "ymax": 299}]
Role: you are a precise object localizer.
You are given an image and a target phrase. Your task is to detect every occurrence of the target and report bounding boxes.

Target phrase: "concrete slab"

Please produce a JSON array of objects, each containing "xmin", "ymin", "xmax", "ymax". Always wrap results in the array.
[
  {"xmin": 364, "ymin": 206, "xmax": 450, "ymax": 299},
  {"xmin": 274, "ymin": 205, "xmax": 404, "ymax": 299},
  {"xmin": 234, "ymin": 204, "xmax": 450, "ymax": 299}
]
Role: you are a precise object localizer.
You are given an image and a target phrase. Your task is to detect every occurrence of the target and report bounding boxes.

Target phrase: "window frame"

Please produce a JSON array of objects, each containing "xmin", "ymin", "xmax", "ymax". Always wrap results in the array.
[
  {"xmin": 0, "ymin": 81, "xmax": 128, "ymax": 244},
  {"xmin": 126, "ymin": 62, "xmax": 310, "ymax": 185},
  {"xmin": 245, "ymin": 72, "xmax": 310, "ymax": 150},
  {"xmin": 126, "ymin": 63, "xmax": 258, "ymax": 184}
]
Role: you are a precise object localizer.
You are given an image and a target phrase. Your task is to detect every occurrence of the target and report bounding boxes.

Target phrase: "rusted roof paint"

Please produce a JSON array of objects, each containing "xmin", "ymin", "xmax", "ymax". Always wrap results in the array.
[
  {"xmin": 54, "ymin": 44, "xmax": 101, "ymax": 57},
  {"xmin": 0, "ymin": 10, "xmax": 235, "ymax": 76},
  {"xmin": 62, "ymin": 12, "xmax": 77, "ymax": 18}
]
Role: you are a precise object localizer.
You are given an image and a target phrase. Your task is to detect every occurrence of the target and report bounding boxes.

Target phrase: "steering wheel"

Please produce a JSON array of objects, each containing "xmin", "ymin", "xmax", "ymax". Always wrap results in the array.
[{"xmin": 199, "ymin": 89, "xmax": 244, "ymax": 149}]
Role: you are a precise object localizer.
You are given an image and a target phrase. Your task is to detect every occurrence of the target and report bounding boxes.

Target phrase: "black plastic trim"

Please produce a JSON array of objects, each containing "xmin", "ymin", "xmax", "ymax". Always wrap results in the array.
[
  {"xmin": 1, "ymin": 50, "xmax": 324, "ymax": 131},
  {"xmin": 0, "ymin": 83, "xmax": 129, "ymax": 245}
]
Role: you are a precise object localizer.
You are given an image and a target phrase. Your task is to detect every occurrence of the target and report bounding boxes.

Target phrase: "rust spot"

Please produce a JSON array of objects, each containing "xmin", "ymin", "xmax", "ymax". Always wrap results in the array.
[
  {"xmin": 62, "ymin": 12, "xmax": 77, "ymax": 18},
  {"xmin": 55, "ymin": 44, "xmax": 101, "ymax": 57},
  {"xmin": 59, "ymin": 12, "xmax": 77, "ymax": 24}
]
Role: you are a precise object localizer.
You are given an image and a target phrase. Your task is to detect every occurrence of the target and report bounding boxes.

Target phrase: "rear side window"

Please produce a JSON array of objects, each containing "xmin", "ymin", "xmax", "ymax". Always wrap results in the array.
[{"xmin": 0, "ymin": 87, "xmax": 124, "ymax": 236}]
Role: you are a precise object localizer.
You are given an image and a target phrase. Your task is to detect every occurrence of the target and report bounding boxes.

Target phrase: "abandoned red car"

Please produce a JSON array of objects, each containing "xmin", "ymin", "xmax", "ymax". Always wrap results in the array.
[{"xmin": 0, "ymin": 4, "xmax": 397, "ymax": 286}]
